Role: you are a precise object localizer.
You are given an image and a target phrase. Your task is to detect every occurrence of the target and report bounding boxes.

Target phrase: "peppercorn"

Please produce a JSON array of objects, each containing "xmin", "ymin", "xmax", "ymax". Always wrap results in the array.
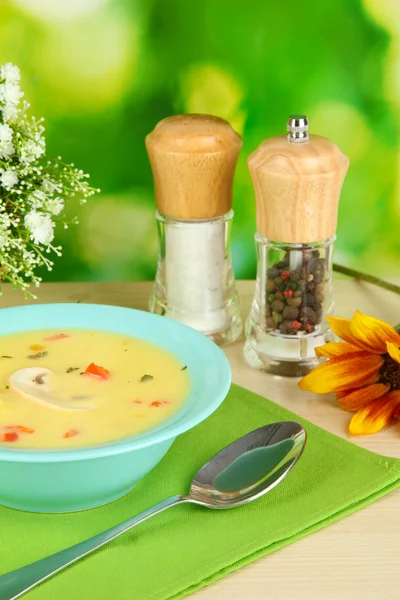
[
  {"xmin": 271, "ymin": 300, "xmax": 285, "ymax": 313},
  {"xmin": 303, "ymin": 293, "xmax": 318, "ymax": 309},
  {"xmin": 279, "ymin": 321, "xmax": 292, "ymax": 334},
  {"xmin": 267, "ymin": 293, "xmax": 275, "ymax": 304},
  {"xmin": 313, "ymin": 270, "xmax": 323, "ymax": 284},
  {"xmin": 280, "ymin": 271, "xmax": 290, "ymax": 280},
  {"xmin": 280, "ymin": 281, "xmax": 287, "ymax": 291},
  {"xmin": 267, "ymin": 267, "xmax": 279, "ymax": 278},
  {"xmin": 283, "ymin": 305, "xmax": 299, "ymax": 320},
  {"xmin": 286, "ymin": 322, "xmax": 298, "ymax": 335},
  {"xmin": 266, "ymin": 317, "xmax": 276, "ymax": 329},
  {"xmin": 275, "ymin": 291, "xmax": 284, "ymax": 301},
  {"xmin": 300, "ymin": 265, "xmax": 309, "ymax": 279},
  {"xmin": 292, "ymin": 269, "xmax": 302, "ymax": 281},
  {"xmin": 307, "ymin": 259, "xmax": 318, "ymax": 273},
  {"xmin": 266, "ymin": 279, "xmax": 276, "ymax": 292},
  {"xmin": 272, "ymin": 311, "xmax": 284, "ymax": 324},
  {"xmin": 277, "ymin": 257, "xmax": 289, "ymax": 268},
  {"xmin": 300, "ymin": 306, "xmax": 317, "ymax": 324},
  {"xmin": 283, "ymin": 289, "xmax": 293, "ymax": 298},
  {"xmin": 286, "ymin": 296, "xmax": 302, "ymax": 308}
]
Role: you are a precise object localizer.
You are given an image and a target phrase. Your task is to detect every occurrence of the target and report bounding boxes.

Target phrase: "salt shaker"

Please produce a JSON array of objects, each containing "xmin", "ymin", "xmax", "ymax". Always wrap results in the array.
[
  {"xmin": 146, "ymin": 114, "xmax": 242, "ymax": 345},
  {"xmin": 244, "ymin": 115, "xmax": 349, "ymax": 376}
]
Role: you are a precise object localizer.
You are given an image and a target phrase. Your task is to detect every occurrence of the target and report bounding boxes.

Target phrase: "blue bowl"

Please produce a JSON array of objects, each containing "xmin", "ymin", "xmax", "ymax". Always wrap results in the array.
[{"xmin": 0, "ymin": 304, "xmax": 231, "ymax": 513}]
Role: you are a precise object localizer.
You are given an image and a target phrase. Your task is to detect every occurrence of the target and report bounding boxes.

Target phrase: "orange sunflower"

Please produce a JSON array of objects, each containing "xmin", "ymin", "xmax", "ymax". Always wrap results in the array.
[{"xmin": 298, "ymin": 310, "xmax": 400, "ymax": 435}]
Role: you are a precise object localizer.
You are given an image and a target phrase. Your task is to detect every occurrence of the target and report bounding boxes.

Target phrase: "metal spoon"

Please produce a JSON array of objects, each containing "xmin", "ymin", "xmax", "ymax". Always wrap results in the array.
[{"xmin": 0, "ymin": 421, "xmax": 306, "ymax": 600}]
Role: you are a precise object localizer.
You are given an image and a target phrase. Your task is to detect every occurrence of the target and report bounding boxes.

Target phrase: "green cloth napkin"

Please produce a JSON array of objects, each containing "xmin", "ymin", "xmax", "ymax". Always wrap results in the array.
[{"xmin": 2, "ymin": 383, "xmax": 400, "ymax": 600}]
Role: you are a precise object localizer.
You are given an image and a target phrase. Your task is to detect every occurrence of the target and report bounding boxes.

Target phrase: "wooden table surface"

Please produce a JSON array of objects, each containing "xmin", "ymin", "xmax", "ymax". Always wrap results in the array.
[{"xmin": 3, "ymin": 279, "xmax": 400, "ymax": 600}]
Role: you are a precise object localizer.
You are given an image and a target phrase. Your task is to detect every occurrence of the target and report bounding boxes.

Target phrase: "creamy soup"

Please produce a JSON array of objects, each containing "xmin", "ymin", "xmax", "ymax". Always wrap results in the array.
[{"xmin": 0, "ymin": 329, "xmax": 190, "ymax": 449}]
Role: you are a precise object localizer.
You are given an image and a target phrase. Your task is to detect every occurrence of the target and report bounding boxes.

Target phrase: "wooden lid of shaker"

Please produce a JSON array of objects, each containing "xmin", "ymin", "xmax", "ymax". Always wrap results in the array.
[
  {"xmin": 145, "ymin": 114, "xmax": 242, "ymax": 220},
  {"xmin": 248, "ymin": 115, "xmax": 349, "ymax": 243}
]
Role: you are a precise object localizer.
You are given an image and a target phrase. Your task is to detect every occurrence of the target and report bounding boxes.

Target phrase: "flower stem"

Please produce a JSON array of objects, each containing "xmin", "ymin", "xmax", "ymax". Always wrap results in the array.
[{"xmin": 333, "ymin": 263, "xmax": 400, "ymax": 296}]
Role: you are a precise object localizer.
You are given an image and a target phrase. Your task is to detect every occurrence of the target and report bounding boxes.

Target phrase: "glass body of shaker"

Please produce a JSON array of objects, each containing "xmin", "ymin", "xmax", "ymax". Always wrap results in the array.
[
  {"xmin": 244, "ymin": 234, "xmax": 335, "ymax": 376},
  {"xmin": 150, "ymin": 209, "xmax": 242, "ymax": 345}
]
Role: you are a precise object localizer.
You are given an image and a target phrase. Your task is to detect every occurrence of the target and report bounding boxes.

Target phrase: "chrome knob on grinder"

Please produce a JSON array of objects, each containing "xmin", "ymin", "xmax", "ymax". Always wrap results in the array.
[{"xmin": 286, "ymin": 114, "xmax": 309, "ymax": 142}]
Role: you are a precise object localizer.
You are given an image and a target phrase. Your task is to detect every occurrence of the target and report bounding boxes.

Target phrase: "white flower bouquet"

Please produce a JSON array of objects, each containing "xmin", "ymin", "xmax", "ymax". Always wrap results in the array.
[{"xmin": 0, "ymin": 62, "xmax": 99, "ymax": 296}]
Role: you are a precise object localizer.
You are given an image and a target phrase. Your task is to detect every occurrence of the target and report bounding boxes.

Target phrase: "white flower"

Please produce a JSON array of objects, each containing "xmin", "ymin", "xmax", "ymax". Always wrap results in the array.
[
  {"xmin": 28, "ymin": 190, "xmax": 47, "ymax": 209},
  {"xmin": 2, "ymin": 104, "xmax": 18, "ymax": 122},
  {"xmin": 0, "ymin": 63, "xmax": 21, "ymax": 84},
  {"xmin": 0, "ymin": 123, "xmax": 13, "ymax": 144},
  {"xmin": 0, "ymin": 123, "xmax": 14, "ymax": 159},
  {"xmin": 0, "ymin": 141, "xmax": 14, "ymax": 160},
  {"xmin": 0, "ymin": 82, "xmax": 23, "ymax": 106},
  {"xmin": 24, "ymin": 211, "xmax": 55, "ymax": 245},
  {"xmin": 0, "ymin": 225, "xmax": 9, "ymax": 249},
  {"xmin": 23, "ymin": 250, "xmax": 36, "ymax": 265},
  {"xmin": 0, "ymin": 169, "xmax": 18, "ymax": 189},
  {"xmin": 42, "ymin": 178, "xmax": 61, "ymax": 194},
  {"xmin": 45, "ymin": 197, "xmax": 64, "ymax": 216},
  {"xmin": 0, "ymin": 124, "xmax": 14, "ymax": 159},
  {"xmin": 0, "ymin": 220, "xmax": 10, "ymax": 249},
  {"xmin": 19, "ymin": 138, "xmax": 45, "ymax": 165}
]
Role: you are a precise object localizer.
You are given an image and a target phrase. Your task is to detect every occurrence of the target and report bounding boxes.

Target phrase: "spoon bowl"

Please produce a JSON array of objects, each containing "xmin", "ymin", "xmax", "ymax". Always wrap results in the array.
[{"xmin": 190, "ymin": 421, "xmax": 306, "ymax": 507}]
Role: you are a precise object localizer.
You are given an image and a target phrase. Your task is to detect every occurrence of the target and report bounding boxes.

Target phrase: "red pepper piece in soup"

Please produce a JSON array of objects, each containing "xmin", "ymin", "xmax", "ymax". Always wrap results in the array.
[
  {"xmin": 84, "ymin": 363, "xmax": 110, "ymax": 381},
  {"xmin": 0, "ymin": 431, "xmax": 19, "ymax": 442}
]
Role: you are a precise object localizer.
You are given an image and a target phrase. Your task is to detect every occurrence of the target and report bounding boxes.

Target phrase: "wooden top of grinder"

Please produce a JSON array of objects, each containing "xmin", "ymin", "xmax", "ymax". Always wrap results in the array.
[
  {"xmin": 145, "ymin": 114, "xmax": 242, "ymax": 220},
  {"xmin": 248, "ymin": 115, "xmax": 349, "ymax": 243}
]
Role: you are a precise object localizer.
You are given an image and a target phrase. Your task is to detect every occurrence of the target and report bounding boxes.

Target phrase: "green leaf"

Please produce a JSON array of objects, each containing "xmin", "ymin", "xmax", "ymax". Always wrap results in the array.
[{"xmin": 28, "ymin": 351, "xmax": 48, "ymax": 359}]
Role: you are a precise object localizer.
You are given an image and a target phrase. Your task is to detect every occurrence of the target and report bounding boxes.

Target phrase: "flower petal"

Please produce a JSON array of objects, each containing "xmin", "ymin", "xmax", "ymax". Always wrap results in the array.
[
  {"xmin": 392, "ymin": 393, "xmax": 400, "ymax": 419},
  {"xmin": 298, "ymin": 352, "xmax": 383, "ymax": 394},
  {"xmin": 350, "ymin": 311, "xmax": 400, "ymax": 354},
  {"xmin": 337, "ymin": 383, "xmax": 390, "ymax": 412},
  {"xmin": 387, "ymin": 342, "xmax": 400, "ymax": 365},
  {"xmin": 326, "ymin": 316, "xmax": 362, "ymax": 347},
  {"xmin": 315, "ymin": 342, "xmax": 363, "ymax": 359},
  {"xmin": 349, "ymin": 391, "xmax": 400, "ymax": 436}
]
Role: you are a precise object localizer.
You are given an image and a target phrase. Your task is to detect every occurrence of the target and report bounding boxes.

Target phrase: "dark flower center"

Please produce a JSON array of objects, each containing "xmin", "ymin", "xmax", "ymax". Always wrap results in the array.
[{"xmin": 380, "ymin": 354, "xmax": 400, "ymax": 390}]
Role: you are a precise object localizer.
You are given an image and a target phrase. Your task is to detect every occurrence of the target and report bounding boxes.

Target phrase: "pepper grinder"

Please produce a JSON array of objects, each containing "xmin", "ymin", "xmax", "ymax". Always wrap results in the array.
[
  {"xmin": 146, "ymin": 114, "xmax": 242, "ymax": 345},
  {"xmin": 244, "ymin": 115, "xmax": 349, "ymax": 376}
]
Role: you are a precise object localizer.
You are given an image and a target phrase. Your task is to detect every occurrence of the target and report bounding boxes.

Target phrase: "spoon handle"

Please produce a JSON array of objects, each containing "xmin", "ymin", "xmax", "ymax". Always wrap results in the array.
[{"xmin": 0, "ymin": 495, "xmax": 187, "ymax": 600}]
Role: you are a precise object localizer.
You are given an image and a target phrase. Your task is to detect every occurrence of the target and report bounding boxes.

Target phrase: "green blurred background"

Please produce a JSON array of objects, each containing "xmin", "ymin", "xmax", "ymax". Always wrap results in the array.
[{"xmin": 1, "ymin": 0, "xmax": 399, "ymax": 282}]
